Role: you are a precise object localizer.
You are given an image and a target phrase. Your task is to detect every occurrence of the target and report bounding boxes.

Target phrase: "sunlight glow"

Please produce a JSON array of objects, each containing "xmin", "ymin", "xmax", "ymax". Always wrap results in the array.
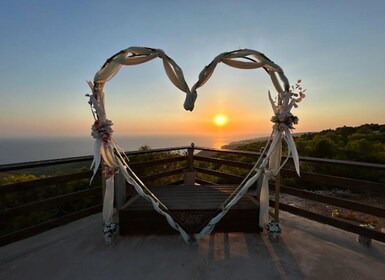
[{"xmin": 213, "ymin": 114, "xmax": 228, "ymax": 127}]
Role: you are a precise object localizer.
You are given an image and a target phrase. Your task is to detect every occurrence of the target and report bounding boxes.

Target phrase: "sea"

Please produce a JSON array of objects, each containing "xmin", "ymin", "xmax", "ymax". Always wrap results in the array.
[{"xmin": 0, "ymin": 133, "xmax": 264, "ymax": 165}]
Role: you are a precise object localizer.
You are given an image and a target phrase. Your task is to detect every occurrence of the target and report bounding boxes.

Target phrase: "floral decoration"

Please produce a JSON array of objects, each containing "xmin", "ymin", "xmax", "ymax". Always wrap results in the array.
[
  {"xmin": 270, "ymin": 80, "xmax": 306, "ymax": 131},
  {"xmin": 91, "ymin": 119, "xmax": 113, "ymax": 143},
  {"xmin": 103, "ymin": 223, "xmax": 119, "ymax": 244},
  {"xmin": 265, "ymin": 220, "xmax": 281, "ymax": 234},
  {"xmin": 103, "ymin": 166, "xmax": 116, "ymax": 179}
]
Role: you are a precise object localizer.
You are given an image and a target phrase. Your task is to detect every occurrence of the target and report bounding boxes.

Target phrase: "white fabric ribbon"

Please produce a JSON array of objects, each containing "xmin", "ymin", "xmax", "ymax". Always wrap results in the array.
[
  {"xmin": 259, "ymin": 131, "xmax": 282, "ymax": 227},
  {"xmin": 102, "ymin": 175, "xmax": 115, "ymax": 224}
]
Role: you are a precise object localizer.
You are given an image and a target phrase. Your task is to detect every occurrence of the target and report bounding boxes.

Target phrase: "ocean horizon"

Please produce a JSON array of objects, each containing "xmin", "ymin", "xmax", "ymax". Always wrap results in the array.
[{"xmin": 0, "ymin": 133, "xmax": 266, "ymax": 165}]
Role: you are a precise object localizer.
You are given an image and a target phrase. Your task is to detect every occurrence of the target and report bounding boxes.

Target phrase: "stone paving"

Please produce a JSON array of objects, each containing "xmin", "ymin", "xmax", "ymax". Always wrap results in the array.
[{"xmin": 1, "ymin": 211, "xmax": 384, "ymax": 280}]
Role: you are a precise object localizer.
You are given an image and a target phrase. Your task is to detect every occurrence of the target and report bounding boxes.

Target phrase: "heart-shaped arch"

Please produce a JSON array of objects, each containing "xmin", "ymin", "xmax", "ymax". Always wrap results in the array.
[{"xmin": 87, "ymin": 47, "xmax": 305, "ymax": 243}]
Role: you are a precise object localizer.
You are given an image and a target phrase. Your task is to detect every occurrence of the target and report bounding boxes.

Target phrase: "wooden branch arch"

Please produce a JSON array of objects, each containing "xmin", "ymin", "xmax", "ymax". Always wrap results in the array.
[
  {"xmin": 87, "ymin": 47, "xmax": 304, "ymax": 244},
  {"xmin": 92, "ymin": 47, "xmax": 290, "ymax": 112}
]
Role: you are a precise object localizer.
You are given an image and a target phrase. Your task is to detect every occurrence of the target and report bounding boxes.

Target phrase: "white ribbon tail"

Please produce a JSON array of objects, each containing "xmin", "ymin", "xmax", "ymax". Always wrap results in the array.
[
  {"xmin": 102, "ymin": 175, "xmax": 115, "ymax": 224},
  {"xmin": 259, "ymin": 174, "xmax": 270, "ymax": 227},
  {"xmin": 90, "ymin": 139, "xmax": 102, "ymax": 183},
  {"xmin": 284, "ymin": 129, "xmax": 300, "ymax": 176}
]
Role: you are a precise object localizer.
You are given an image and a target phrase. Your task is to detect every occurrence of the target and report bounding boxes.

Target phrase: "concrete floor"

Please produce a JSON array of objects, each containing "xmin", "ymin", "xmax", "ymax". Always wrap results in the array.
[{"xmin": 1, "ymin": 211, "xmax": 384, "ymax": 280}]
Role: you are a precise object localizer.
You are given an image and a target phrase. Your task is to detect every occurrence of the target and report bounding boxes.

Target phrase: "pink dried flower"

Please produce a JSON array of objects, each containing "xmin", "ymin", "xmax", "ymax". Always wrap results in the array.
[{"xmin": 103, "ymin": 166, "xmax": 116, "ymax": 178}]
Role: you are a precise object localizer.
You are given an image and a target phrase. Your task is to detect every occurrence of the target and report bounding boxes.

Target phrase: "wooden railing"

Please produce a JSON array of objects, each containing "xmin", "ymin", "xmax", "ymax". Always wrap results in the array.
[
  {"xmin": 191, "ymin": 145, "xmax": 385, "ymax": 243},
  {"xmin": 0, "ymin": 156, "xmax": 99, "ymax": 246},
  {"xmin": 0, "ymin": 147, "xmax": 188, "ymax": 246},
  {"xmin": 1, "ymin": 144, "xmax": 385, "ymax": 246}
]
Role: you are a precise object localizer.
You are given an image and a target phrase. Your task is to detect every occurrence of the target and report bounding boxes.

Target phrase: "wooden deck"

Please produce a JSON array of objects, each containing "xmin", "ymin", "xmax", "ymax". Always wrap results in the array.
[{"xmin": 119, "ymin": 185, "xmax": 261, "ymax": 235}]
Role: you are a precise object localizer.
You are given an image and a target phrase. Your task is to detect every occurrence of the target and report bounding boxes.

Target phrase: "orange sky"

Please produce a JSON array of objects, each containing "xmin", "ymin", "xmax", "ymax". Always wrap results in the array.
[{"xmin": 1, "ymin": 1, "xmax": 385, "ymax": 140}]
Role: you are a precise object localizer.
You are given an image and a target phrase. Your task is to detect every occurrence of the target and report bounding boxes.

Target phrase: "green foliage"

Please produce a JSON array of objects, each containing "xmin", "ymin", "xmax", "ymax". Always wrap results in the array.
[
  {"xmin": 230, "ymin": 123, "xmax": 385, "ymax": 184},
  {"xmin": 295, "ymin": 124, "xmax": 385, "ymax": 163},
  {"xmin": 309, "ymin": 137, "xmax": 338, "ymax": 158},
  {"xmin": 0, "ymin": 173, "xmax": 39, "ymax": 185},
  {"xmin": 0, "ymin": 161, "xmax": 99, "ymax": 236},
  {"xmin": 0, "ymin": 161, "xmax": 90, "ymax": 186},
  {"xmin": 128, "ymin": 147, "xmax": 186, "ymax": 186},
  {"xmin": 197, "ymin": 124, "xmax": 385, "ymax": 187},
  {"xmin": 3, "ymin": 211, "xmax": 53, "ymax": 235}
]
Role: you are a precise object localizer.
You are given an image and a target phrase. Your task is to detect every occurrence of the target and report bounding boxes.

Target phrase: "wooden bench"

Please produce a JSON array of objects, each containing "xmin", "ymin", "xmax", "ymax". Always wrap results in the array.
[{"xmin": 119, "ymin": 185, "xmax": 261, "ymax": 235}]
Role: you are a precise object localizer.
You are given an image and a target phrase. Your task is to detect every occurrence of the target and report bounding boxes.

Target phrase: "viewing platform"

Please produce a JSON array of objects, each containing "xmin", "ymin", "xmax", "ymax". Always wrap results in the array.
[{"xmin": 1, "ymin": 145, "xmax": 385, "ymax": 279}]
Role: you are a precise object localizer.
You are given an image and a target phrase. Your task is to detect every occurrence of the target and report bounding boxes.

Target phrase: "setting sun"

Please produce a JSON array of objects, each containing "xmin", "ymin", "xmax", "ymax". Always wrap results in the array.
[{"xmin": 213, "ymin": 114, "xmax": 228, "ymax": 127}]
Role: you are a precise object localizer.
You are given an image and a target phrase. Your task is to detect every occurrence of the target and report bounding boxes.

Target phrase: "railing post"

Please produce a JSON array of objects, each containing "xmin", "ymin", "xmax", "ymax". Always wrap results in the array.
[
  {"xmin": 184, "ymin": 143, "xmax": 196, "ymax": 185},
  {"xmin": 187, "ymin": 143, "xmax": 195, "ymax": 171},
  {"xmin": 115, "ymin": 171, "xmax": 127, "ymax": 210}
]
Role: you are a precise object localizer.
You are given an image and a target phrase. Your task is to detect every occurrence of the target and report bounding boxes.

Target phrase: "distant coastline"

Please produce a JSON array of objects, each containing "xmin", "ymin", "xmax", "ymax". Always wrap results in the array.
[
  {"xmin": 0, "ymin": 133, "xmax": 266, "ymax": 165},
  {"xmin": 222, "ymin": 132, "xmax": 306, "ymax": 149},
  {"xmin": 0, "ymin": 131, "xmax": 315, "ymax": 165}
]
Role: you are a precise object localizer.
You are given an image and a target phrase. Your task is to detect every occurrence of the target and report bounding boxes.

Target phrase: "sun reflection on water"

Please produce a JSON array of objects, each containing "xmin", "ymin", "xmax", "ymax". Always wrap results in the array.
[{"xmin": 213, "ymin": 137, "xmax": 229, "ymax": 149}]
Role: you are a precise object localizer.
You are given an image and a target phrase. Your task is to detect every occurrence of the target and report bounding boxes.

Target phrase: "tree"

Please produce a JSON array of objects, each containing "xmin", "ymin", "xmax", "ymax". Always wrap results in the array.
[{"xmin": 310, "ymin": 138, "xmax": 338, "ymax": 158}]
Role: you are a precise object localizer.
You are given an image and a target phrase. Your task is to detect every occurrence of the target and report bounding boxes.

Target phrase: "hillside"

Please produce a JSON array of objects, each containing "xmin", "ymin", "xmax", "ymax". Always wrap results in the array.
[
  {"xmin": 231, "ymin": 124, "xmax": 385, "ymax": 164},
  {"xmin": 222, "ymin": 132, "xmax": 305, "ymax": 150}
]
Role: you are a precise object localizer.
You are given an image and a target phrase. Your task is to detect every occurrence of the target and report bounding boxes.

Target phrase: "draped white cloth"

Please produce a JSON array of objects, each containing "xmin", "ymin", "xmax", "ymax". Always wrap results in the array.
[{"xmin": 87, "ymin": 47, "xmax": 304, "ymax": 243}]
